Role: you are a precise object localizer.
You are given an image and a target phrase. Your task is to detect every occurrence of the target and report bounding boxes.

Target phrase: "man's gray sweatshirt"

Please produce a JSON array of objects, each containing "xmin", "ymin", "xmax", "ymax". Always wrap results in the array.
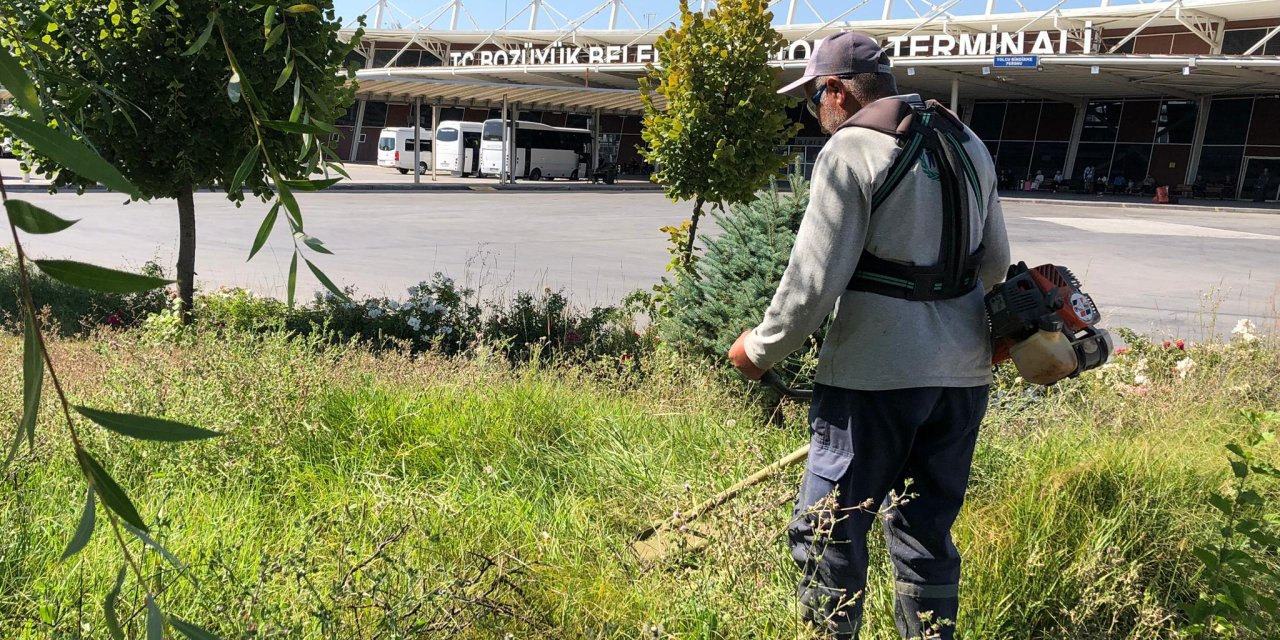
[{"xmin": 743, "ymin": 95, "xmax": 1011, "ymax": 391}]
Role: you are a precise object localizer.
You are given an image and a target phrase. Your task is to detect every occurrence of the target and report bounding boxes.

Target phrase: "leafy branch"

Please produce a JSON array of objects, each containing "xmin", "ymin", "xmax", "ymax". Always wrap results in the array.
[
  {"xmin": 1180, "ymin": 410, "xmax": 1280, "ymax": 638},
  {"xmin": 2, "ymin": 168, "xmax": 223, "ymax": 639},
  {"xmin": 0, "ymin": 4, "xmax": 359, "ymax": 634},
  {"xmin": 202, "ymin": 2, "xmax": 346, "ymax": 307}
]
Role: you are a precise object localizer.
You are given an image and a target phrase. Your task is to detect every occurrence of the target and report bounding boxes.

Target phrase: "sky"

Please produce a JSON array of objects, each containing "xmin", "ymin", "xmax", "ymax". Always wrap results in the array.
[{"xmin": 332, "ymin": 0, "xmax": 1146, "ymax": 31}]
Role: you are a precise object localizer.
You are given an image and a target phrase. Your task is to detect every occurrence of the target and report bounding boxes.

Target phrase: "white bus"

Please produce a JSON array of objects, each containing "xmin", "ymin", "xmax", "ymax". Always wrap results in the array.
[
  {"xmin": 479, "ymin": 120, "xmax": 591, "ymax": 181},
  {"xmin": 433, "ymin": 121, "xmax": 484, "ymax": 177},
  {"xmin": 376, "ymin": 127, "xmax": 432, "ymax": 175}
]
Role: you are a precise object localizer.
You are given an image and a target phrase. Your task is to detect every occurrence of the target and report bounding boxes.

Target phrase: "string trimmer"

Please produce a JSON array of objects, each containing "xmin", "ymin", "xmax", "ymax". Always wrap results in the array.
[{"xmin": 629, "ymin": 371, "xmax": 812, "ymax": 563}]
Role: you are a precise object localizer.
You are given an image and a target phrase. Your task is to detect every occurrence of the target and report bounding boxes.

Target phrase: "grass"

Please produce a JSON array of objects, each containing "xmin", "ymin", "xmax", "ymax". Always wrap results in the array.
[{"xmin": 0, "ymin": 326, "xmax": 1277, "ymax": 639}]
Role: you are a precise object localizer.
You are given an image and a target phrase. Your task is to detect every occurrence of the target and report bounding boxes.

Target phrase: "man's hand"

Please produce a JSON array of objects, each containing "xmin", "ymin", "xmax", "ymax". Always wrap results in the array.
[{"xmin": 728, "ymin": 329, "xmax": 767, "ymax": 380}]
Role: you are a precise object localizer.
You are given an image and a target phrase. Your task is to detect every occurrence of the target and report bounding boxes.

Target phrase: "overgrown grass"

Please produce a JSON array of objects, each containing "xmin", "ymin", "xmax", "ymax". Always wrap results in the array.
[{"xmin": 0, "ymin": 325, "xmax": 1277, "ymax": 638}]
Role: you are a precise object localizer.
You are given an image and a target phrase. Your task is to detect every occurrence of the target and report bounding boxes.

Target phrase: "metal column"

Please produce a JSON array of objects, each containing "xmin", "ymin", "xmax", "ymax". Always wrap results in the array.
[
  {"xmin": 499, "ymin": 95, "xmax": 508, "ymax": 184},
  {"xmin": 413, "ymin": 97, "xmax": 422, "ymax": 185},
  {"xmin": 431, "ymin": 104, "xmax": 441, "ymax": 181},
  {"xmin": 949, "ymin": 78, "xmax": 959, "ymax": 113},
  {"xmin": 347, "ymin": 100, "xmax": 368, "ymax": 162},
  {"xmin": 508, "ymin": 105, "xmax": 519, "ymax": 184},
  {"xmin": 1184, "ymin": 97, "xmax": 1212, "ymax": 185},
  {"xmin": 591, "ymin": 108, "xmax": 601, "ymax": 177},
  {"xmin": 1062, "ymin": 100, "xmax": 1089, "ymax": 180},
  {"xmin": 347, "ymin": 39, "xmax": 377, "ymax": 162},
  {"xmin": 881, "ymin": 0, "xmax": 893, "ymax": 20}
]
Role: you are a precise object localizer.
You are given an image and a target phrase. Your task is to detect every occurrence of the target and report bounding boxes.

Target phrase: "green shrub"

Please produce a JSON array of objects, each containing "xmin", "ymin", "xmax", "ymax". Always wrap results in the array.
[
  {"xmin": 286, "ymin": 274, "xmax": 482, "ymax": 355},
  {"xmin": 197, "ymin": 287, "xmax": 292, "ymax": 333},
  {"xmin": 658, "ymin": 171, "xmax": 819, "ymax": 381},
  {"xmin": 0, "ymin": 247, "xmax": 168, "ymax": 335},
  {"xmin": 123, "ymin": 274, "xmax": 647, "ymax": 364},
  {"xmin": 482, "ymin": 289, "xmax": 648, "ymax": 364}
]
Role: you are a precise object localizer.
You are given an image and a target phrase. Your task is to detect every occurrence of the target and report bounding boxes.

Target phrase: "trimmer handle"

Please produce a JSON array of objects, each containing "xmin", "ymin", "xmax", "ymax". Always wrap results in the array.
[{"xmin": 760, "ymin": 370, "xmax": 814, "ymax": 400}]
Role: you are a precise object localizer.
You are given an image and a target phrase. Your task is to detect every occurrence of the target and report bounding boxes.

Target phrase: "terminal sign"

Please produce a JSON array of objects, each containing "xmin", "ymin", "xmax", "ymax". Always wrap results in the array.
[
  {"xmin": 444, "ymin": 26, "xmax": 1094, "ymax": 68},
  {"xmin": 993, "ymin": 55, "xmax": 1039, "ymax": 68}
]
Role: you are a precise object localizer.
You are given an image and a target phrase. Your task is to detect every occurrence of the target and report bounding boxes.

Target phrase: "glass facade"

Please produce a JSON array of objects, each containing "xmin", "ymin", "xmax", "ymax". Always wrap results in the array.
[
  {"xmin": 971, "ymin": 97, "xmax": 1209, "ymax": 191},
  {"xmin": 1222, "ymin": 28, "xmax": 1280, "ymax": 55},
  {"xmin": 971, "ymin": 100, "xmax": 1078, "ymax": 188},
  {"xmin": 1064, "ymin": 98, "xmax": 1195, "ymax": 189},
  {"xmin": 1196, "ymin": 96, "xmax": 1280, "ymax": 200}
]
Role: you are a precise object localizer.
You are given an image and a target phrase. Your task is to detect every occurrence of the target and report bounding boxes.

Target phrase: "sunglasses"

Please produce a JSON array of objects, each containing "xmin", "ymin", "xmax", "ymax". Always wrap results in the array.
[{"xmin": 806, "ymin": 85, "xmax": 827, "ymax": 119}]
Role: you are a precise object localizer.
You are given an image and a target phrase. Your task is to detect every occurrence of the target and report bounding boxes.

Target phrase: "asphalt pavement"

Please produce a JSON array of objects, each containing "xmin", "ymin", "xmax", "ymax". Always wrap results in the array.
[{"xmin": 3, "ymin": 186, "xmax": 1278, "ymax": 340}]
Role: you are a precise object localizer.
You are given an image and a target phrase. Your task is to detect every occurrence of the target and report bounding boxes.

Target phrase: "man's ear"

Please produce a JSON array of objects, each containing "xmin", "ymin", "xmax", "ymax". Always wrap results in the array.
[{"xmin": 828, "ymin": 77, "xmax": 854, "ymax": 110}]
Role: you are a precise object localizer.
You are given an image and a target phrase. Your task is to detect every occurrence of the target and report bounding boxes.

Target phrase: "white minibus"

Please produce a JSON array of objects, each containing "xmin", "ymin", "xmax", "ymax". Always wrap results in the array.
[
  {"xmin": 376, "ymin": 127, "xmax": 432, "ymax": 174},
  {"xmin": 433, "ymin": 121, "xmax": 484, "ymax": 177},
  {"xmin": 479, "ymin": 120, "xmax": 591, "ymax": 181}
]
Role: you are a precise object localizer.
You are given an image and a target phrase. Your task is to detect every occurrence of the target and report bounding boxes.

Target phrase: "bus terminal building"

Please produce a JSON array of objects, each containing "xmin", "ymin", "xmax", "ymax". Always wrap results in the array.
[{"xmin": 339, "ymin": 0, "xmax": 1280, "ymax": 200}]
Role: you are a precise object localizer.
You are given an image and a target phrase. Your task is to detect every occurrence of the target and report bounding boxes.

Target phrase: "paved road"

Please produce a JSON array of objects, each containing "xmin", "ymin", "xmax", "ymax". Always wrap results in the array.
[{"xmin": 3, "ymin": 189, "xmax": 1278, "ymax": 339}]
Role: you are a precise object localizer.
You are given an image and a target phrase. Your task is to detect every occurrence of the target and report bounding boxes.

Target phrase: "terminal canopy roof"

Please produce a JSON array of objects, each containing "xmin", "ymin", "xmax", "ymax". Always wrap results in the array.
[{"xmin": 345, "ymin": 0, "xmax": 1280, "ymax": 111}]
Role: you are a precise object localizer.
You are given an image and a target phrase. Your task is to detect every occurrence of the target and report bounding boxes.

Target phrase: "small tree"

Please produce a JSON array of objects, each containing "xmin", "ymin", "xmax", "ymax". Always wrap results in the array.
[
  {"xmin": 639, "ymin": 0, "xmax": 800, "ymax": 268},
  {"xmin": 1, "ymin": 0, "xmax": 359, "ymax": 320},
  {"xmin": 660, "ymin": 169, "xmax": 822, "ymax": 382}
]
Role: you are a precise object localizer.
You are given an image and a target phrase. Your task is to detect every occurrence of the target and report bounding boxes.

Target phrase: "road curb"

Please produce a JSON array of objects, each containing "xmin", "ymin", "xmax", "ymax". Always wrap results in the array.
[
  {"xmin": 0, "ymin": 182, "xmax": 665, "ymax": 194},
  {"xmin": 324, "ymin": 182, "xmax": 663, "ymax": 193},
  {"xmin": 996, "ymin": 195, "xmax": 1280, "ymax": 215}
]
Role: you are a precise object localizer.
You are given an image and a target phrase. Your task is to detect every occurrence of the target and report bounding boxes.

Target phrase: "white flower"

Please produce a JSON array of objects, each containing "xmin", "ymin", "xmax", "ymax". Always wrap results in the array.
[
  {"xmin": 367, "ymin": 307, "xmax": 383, "ymax": 319},
  {"xmin": 387, "ymin": 300, "xmax": 401, "ymax": 311},
  {"xmin": 440, "ymin": 325, "xmax": 454, "ymax": 335},
  {"xmin": 1175, "ymin": 357, "xmax": 1196, "ymax": 379},
  {"xmin": 1133, "ymin": 372, "xmax": 1150, "ymax": 386},
  {"xmin": 407, "ymin": 316, "xmax": 422, "ymax": 331},
  {"xmin": 440, "ymin": 276, "xmax": 454, "ymax": 287},
  {"xmin": 407, "ymin": 285, "xmax": 420, "ymax": 297},
  {"xmin": 1232, "ymin": 318, "xmax": 1259, "ymax": 343}
]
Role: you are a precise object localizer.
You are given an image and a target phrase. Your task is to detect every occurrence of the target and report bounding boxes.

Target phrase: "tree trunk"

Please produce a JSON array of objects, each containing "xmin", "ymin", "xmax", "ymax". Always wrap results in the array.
[
  {"xmin": 681, "ymin": 196, "xmax": 706, "ymax": 271},
  {"xmin": 175, "ymin": 186, "xmax": 196, "ymax": 325}
]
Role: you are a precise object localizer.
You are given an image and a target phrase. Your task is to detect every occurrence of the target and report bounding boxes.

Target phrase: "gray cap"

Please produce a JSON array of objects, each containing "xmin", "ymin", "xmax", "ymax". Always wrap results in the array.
[{"xmin": 778, "ymin": 31, "xmax": 894, "ymax": 98}]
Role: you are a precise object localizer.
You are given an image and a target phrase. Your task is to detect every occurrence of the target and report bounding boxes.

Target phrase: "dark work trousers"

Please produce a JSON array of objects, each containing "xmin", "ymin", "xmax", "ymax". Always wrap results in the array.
[{"xmin": 788, "ymin": 383, "xmax": 989, "ymax": 639}]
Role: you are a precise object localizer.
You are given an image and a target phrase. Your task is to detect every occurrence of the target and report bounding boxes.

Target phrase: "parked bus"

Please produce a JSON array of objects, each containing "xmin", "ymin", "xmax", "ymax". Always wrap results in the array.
[
  {"xmin": 376, "ymin": 127, "xmax": 432, "ymax": 175},
  {"xmin": 433, "ymin": 121, "xmax": 484, "ymax": 177},
  {"xmin": 479, "ymin": 120, "xmax": 591, "ymax": 181}
]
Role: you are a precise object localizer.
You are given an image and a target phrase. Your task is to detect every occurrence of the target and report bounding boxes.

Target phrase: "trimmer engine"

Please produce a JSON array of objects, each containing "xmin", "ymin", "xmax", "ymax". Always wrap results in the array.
[{"xmin": 986, "ymin": 263, "xmax": 1112, "ymax": 384}]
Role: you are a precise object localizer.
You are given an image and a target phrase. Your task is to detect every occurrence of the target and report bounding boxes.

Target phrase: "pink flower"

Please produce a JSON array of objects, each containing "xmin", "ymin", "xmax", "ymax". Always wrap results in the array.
[
  {"xmin": 1162, "ymin": 340, "xmax": 1171, "ymax": 348},
  {"xmin": 1114, "ymin": 346, "xmax": 1129, "ymax": 355},
  {"xmin": 105, "ymin": 313, "xmax": 122, "ymax": 327},
  {"xmin": 1176, "ymin": 340, "xmax": 1185, "ymax": 350}
]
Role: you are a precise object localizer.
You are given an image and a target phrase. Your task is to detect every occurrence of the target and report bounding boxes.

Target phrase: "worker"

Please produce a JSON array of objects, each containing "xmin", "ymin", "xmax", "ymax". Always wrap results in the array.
[{"xmin": 727, "ymin": 31, "xmax": 1010, "ymax": 640}]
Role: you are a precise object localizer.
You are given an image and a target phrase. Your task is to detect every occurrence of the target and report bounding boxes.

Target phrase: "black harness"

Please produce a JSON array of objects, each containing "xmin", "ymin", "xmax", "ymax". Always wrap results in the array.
[{"xmin": 838, "ymin": 97, "xmax": 986, "ymax": 302}]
